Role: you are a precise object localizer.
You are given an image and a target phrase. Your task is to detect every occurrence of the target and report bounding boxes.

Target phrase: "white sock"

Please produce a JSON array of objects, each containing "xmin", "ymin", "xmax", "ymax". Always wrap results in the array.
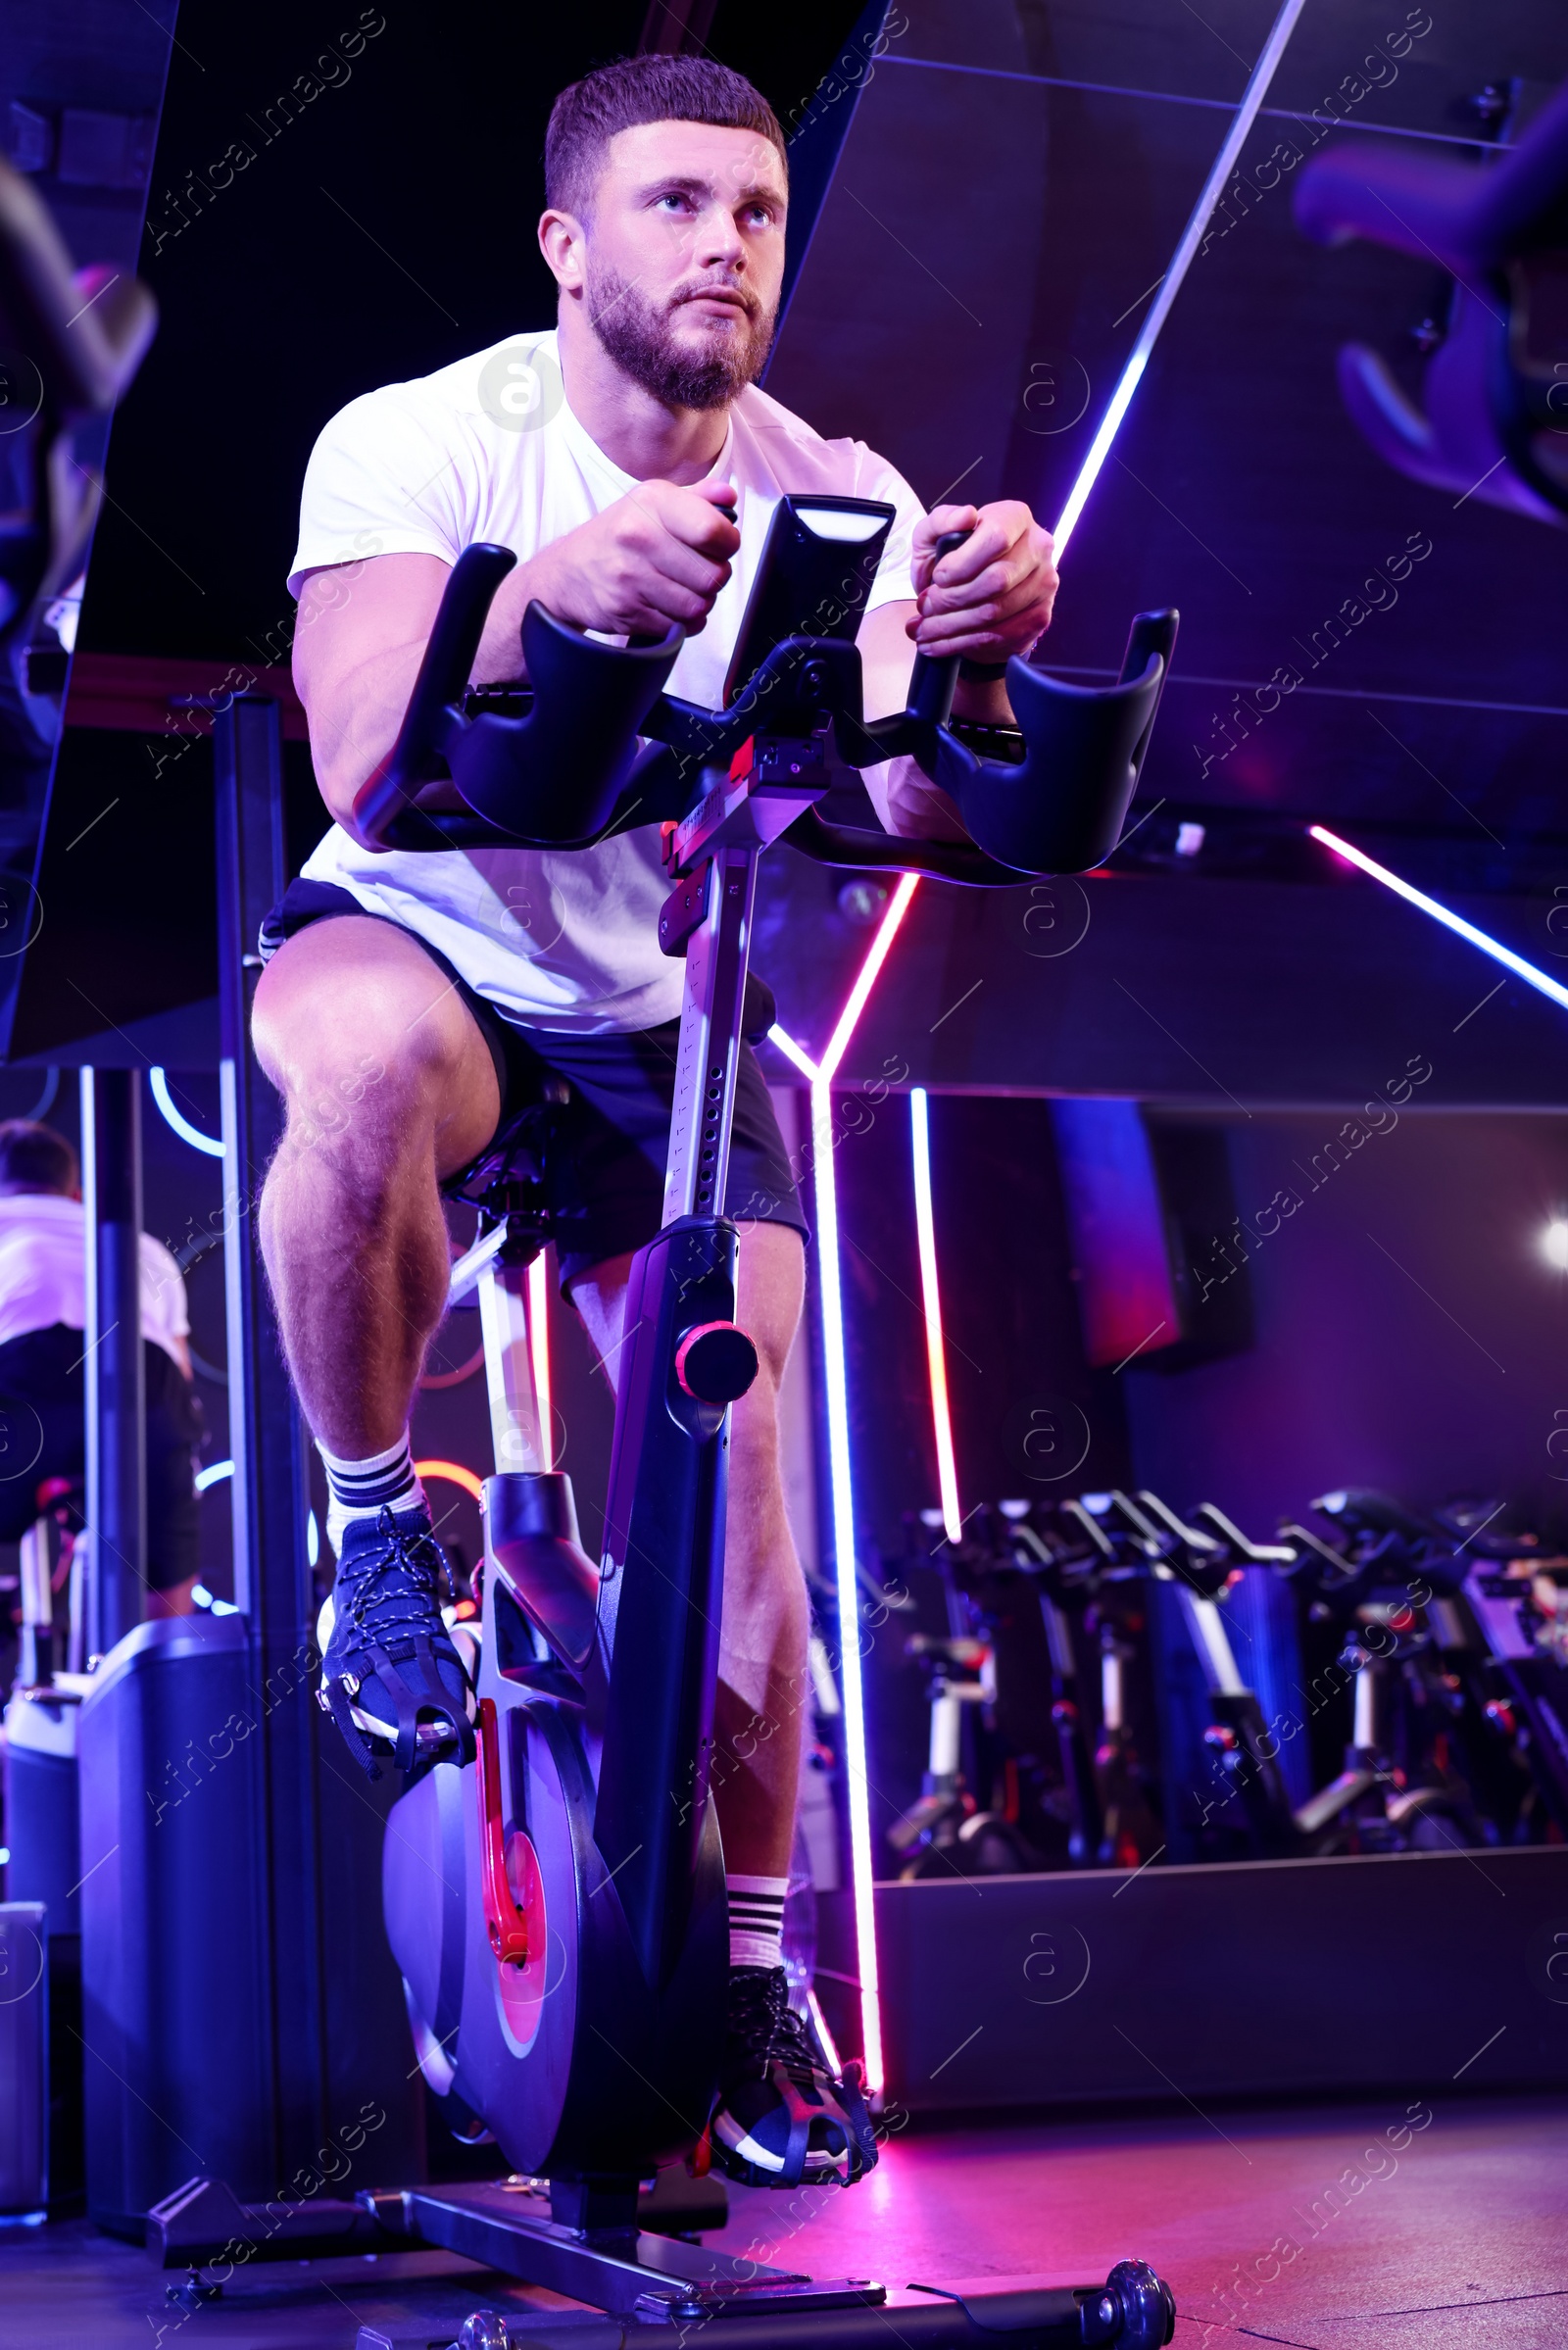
[
  {"xmin": 318, "ymin": 1432, "xmax": 424, "ymax": 1553},
  {"xmin": 727, "ymin": 1873, "xmax": 788, "ymax": 1972}
]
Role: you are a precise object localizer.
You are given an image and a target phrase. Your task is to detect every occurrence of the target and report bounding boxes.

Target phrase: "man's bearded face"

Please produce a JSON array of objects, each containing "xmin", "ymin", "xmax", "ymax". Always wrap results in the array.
[{"xmin": 585, "ymin": 257, "xmax": 778, "ymax": 410}]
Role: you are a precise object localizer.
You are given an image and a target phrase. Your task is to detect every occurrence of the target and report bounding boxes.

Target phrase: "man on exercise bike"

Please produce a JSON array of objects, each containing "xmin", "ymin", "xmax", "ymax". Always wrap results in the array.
[{"xmin": 255, "ymin": 54, "xmax": 1057, "ymax": 2189}]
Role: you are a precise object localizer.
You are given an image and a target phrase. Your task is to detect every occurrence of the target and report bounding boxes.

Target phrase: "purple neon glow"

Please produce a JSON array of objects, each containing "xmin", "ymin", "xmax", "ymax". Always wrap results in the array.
[
  {"xmin": 910, "ymin": 1090, "xmax": 962, "ymax": 1544},
  {"xmin": 768, "ymin": 872, "xmax": 919, "ymax": 2096},
  {"xmin": 1053, "ymin": 0, "xmax": 1310, "ymax": 559},
  {"xmin": 1310, "ymin": 825, "xmax": 1568, "ymax": 1013}
]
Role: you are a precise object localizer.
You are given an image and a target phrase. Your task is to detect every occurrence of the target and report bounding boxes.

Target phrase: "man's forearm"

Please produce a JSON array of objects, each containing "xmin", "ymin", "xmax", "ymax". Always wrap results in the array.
[
  {"xmin": 471, "ymin": 540, "xmax": 584, "ymax": 683},
  {"xmin": 305, "ymin": 633, "xmax": 436, "ymax": 837},
  {"xmin": 472, "ymin": 554, "xmax": 552, "ymax": 685}
]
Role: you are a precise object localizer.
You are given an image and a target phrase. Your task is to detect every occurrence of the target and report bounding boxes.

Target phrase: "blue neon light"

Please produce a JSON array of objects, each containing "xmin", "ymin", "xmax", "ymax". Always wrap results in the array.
[
  {"xmin": 150, "ymin": 1068, "xmax": 225, "ymax": 1158},
  {"xmin": 1309, "ymin": 827, "xmax": 1568, "ymax": 1015}
]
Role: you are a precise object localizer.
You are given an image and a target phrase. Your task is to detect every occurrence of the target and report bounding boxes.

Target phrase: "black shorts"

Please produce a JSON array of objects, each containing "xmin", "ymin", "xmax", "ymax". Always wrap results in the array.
[
  {"xmin": 259, "ymin": 879, "xmax": 808, "ymax": 1290},
  {"xmin": 0, "ymin": 1323, "xmax": 202, "ymax": 1588}
]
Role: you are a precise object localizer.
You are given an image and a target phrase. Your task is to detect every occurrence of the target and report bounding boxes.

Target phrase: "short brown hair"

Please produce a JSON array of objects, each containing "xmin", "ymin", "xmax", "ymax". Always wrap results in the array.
[
  {"xmin": 544, "ymin": 55, "xmax": 786, "ymax": 222},
  {"xmin": 0, "ymin": 1120, "xmax": 77, "ymax": 1195}
]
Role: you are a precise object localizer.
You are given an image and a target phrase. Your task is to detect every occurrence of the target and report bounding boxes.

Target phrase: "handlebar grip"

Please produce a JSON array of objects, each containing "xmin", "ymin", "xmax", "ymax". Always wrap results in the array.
[
  {"xmin": 357, "ymin": 542, "xmax": 517, "ymax": 846},
  {"xmin": 906, "ymin": 527, "xmax": 970, "ymax": 727}
]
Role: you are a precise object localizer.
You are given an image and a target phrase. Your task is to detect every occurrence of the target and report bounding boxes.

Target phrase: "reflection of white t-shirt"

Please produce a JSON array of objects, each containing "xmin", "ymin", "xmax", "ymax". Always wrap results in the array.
[
  {"xmin": 289, "ymin": 329, "xmax": 924, "ymax": 1034},
  {"xmin": 0, "ymin": 1194, "xmax": 189, "ymax": 1366}
]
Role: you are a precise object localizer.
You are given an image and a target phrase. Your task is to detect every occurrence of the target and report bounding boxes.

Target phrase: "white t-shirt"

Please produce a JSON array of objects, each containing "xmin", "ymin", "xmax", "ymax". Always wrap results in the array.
[
  {"xmin": 290, "ymin": 330, "xmax": 925, "ymax": 1033},
  {"xmin": 0, "ymin": 1194, "xmax": 190, "ymax": 1367}
]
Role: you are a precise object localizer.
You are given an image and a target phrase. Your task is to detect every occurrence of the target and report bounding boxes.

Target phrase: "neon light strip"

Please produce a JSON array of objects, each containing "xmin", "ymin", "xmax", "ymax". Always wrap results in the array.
[
  {"xmin": 1052, "ymin": 0, "xmax": 1311, "ymax": 560},
  {"xmin": 150, "ymin": 1067, "xmax": 225, "ymax": 1158},
  {"xmin": 1308, "ymin": 826, "xmax": 1568, "ymax": 1014},
  {"xmin": 767, "ymin": 1021, "xmax": 819, "ymax": 1081},
  {"xmin": 808, "ymin": 1074, "xmax": 883, "ymax": 2092},
  {"xmin": 909, "ymin": 1090, "xmax": 962, "ymax": 1544},
  {"xmin": 820, "ymin": 874, "xmax": 920, "ymax": 1081},
  {"xmin": 527, "ymin": 1255, "xmax": 554, "ymax": 1473},
  {"xmin": 770, "ymin": 877, "xmax": 920, "ymax": 2098}
]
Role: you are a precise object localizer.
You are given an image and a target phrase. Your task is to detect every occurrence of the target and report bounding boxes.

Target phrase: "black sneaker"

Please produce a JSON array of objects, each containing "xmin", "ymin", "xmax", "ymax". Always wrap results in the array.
[
  {"xmin": 318, "ymin": 1503, "xmax": 476, "ymax": 1778},
  {"xmin": 709, "ymin": 1965, "xmax": 879, "ymax": 2188}
]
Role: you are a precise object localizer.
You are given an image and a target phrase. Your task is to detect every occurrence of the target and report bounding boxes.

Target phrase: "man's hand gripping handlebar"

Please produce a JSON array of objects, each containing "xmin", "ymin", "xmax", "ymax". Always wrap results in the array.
[{"xmin": 351, "ymin": 512, "xmax": 1178, "ymax": 883}]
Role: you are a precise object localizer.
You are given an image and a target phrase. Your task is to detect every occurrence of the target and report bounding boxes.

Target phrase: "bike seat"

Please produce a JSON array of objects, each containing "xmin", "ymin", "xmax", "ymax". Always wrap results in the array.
[
  {"xmin": 440, "ymin": 972, "xmax": 778, "ymax": 1217},
  {"xmin": 1294, "ymin": 79, "xmax": 1568, "ymax": 525}
]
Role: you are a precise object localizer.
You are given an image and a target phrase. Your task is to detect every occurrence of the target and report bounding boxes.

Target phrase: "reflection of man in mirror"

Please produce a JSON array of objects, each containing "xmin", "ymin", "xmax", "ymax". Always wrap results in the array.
[
  {"xmin": 0, "ymin": 1120, "xmax": 203, "ymax": 1618},
  {"xmin": 254, "ymin": 54, "xmax": 1058, "ymax": 2185}
]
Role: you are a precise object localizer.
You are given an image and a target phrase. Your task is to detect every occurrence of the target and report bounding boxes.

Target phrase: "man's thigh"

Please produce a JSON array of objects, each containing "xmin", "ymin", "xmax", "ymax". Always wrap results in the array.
[
  {"xmin": 569, "ymin": 1220, "xmax": 806, "ymax": 1396},
  {"xmin": 251, "ymin": 913, "xmax": 501, "ymax": 1179}
]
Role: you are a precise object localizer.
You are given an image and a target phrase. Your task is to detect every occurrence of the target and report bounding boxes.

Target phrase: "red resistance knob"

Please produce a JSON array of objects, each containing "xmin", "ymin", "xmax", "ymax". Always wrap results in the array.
[{"xmin": 675, "ymin": 1320, "xmax": 760, "ymax": 1405}]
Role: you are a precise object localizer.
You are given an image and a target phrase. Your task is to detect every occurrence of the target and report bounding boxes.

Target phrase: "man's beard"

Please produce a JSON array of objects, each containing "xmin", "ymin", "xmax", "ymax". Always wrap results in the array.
[{"xmin": 585, "ymin": 263, "xmax": 777, "ymax": 410}]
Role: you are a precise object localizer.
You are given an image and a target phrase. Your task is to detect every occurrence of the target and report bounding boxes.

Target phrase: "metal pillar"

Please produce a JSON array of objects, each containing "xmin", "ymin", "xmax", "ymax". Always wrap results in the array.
[
  {"xmin": 213, "ymin": 695, "xmax": 327, "ymax": 2174},
  {"xmin": 81, "ymin": 1064, "xmax": 145, "ymax": 1657}
]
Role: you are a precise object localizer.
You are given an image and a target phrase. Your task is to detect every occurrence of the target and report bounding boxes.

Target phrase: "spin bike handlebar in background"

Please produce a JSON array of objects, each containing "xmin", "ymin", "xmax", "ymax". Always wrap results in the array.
[{"xmin": 353, "ymin": 496, "xmax": 1178, "ymax": 882}]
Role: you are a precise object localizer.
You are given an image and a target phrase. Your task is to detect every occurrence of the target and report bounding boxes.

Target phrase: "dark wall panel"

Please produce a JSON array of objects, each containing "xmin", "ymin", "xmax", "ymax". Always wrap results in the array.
[
  {"xmin": 832, "ymin": 1087, "xmax": 1131, "ymax": 1551},
  {"xmin": 757, "ymin": 855, "xmax": 1568, "ymax": 1110},
  {"xmin": 833, "ymin": 1089, "xmax": 1132, "ymax": 1863},
  {"xmin": 1124, "ymin": 1106, "xmax": 1568, "ymax": 1540}
]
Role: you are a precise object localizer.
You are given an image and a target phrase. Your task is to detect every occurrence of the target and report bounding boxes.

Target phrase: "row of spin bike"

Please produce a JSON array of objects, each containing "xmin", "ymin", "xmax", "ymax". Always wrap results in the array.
[{"xmin": 886, "ymin": 1485, "xmax": 1568, "ymax": 1879}]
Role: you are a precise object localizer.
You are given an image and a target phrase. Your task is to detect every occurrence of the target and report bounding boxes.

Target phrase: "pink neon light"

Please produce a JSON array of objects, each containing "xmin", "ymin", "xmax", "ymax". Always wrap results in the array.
[
  {"xmin": 909, "ymin": 1090, "xmax": 962, "ymax": 1544},
  {"xmin": 767, "ymin": 1022, "xmax": 819, "ymax": 1081},
  {"xmin": 820, "ymin": 874, "xmax": 920, "ymax": 1080},
  {"xmin": 527, "ymin": 1254, "xmax": 553, "ymax": 1472},
  {"xmin": 768, "ymin": 875, "xmax": 921, "ymax": 2099},
  {"xmin": 415, "ymin": 1458, "xmax": 484, "ymax": 1503}
]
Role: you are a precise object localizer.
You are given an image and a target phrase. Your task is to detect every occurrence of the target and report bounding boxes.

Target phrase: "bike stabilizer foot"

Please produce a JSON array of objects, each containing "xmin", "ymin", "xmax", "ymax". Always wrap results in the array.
[{"xmin": 352, "ymin": 2256, "xmax": 1176, "ymax": 2348}]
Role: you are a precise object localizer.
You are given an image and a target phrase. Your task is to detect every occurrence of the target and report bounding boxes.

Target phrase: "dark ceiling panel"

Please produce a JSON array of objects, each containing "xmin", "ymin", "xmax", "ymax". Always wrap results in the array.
[
  {"xmin": 902, "ymin": 0, "xmax": 1269, "ymax": 103},
  {"xmin": 763, "ymin": 51, "xmax": 1055, "ymax": 514},
  {"xmin": 767, "ymin": 0, "xmax": 1568, "ymax": 864}
]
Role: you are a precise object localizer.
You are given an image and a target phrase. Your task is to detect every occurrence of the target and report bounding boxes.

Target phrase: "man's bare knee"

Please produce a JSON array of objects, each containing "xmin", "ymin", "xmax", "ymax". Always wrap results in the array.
[{"xmin": 252, "ymin": 916, "xmax": 498, "ymax": 1177}]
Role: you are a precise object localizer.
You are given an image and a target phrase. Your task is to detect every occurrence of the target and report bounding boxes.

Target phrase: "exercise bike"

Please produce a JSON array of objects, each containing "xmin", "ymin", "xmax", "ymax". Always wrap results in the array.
[
  {"xmin": 888, "ymin": 1500, "xmax": 1118, "ymax": 1877},
  {"xmin": 153, "ymin": 494, "xmax": 1178, "ymax": 2347},
  {"xmin": 1192, "ymin": 1493, "xmax": 1521, "ymax": 1852},
  {"xmin": 886, "ymin": 1506, "xmax": 1054, "ymax": 1880},
  {"xmin": 1298, "ymin": 1489, "xmax": 1560, "ymax": 1846}
]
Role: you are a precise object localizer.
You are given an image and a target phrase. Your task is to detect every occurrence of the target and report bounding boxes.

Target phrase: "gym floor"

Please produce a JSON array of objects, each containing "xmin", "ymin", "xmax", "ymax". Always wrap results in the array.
[{"xmin": 3, "ymin": 2093, "xmax": 1562, "ymax": 2350}]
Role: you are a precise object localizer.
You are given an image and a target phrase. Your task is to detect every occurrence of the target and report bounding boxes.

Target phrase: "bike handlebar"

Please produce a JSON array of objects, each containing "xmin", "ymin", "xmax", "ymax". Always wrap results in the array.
[{"xmin": 353, "ymin": 530, "xmax": 1178, "ymax": 886}]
